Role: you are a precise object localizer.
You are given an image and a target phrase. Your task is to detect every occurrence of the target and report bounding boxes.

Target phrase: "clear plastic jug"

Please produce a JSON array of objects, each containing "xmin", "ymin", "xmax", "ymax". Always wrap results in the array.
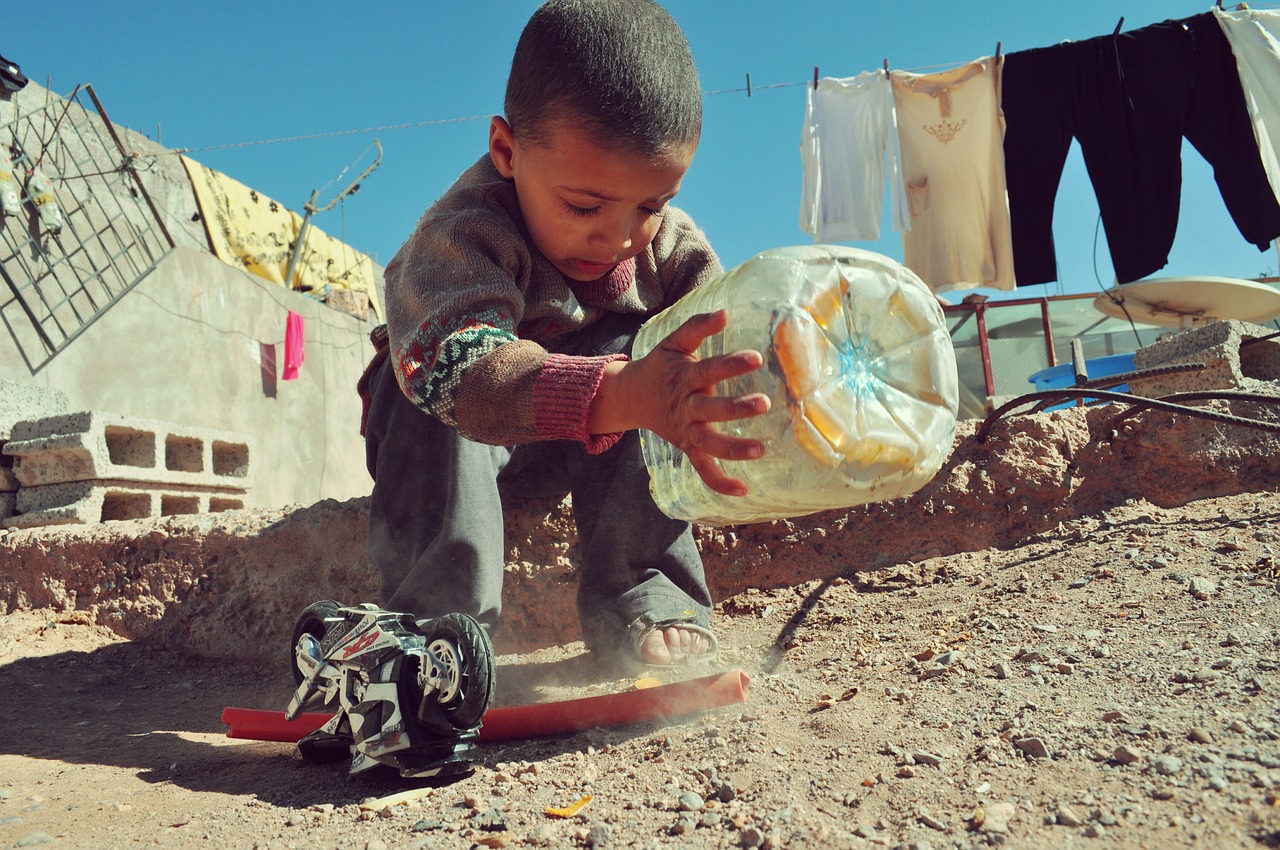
[{"xmin": 633, "ymin": 245, "xmax": 958, "ymax": 525}]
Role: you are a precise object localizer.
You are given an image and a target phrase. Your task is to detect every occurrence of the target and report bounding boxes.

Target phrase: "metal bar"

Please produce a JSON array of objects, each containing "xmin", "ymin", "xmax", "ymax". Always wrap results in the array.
[
  {"xmin": 974, "ymin": 302, "xmax": 995, "ymax": 398},
  {"xmin": 1040, "ymin": 299, "xmax": 1055, "ymax": 368},
  {"xmin": 1105, "ymin": 391, "xmax": 1280, "ymax": 434},
  {"xmin": 1070, "ymin": 338, "xmax": 1088, "ymax": 386},
  {"xmin": 976, "ymin": 387, "xmax": 1280, "ymax": 443},
  {"xmin": 84, "ymin": 84, "xmax": 176, "ymax": 249}
]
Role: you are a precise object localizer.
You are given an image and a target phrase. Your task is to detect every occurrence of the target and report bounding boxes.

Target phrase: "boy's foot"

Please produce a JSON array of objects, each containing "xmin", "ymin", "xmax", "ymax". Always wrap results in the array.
[{"xmin": 635, "ymin": 622, "xmax": 718, "ymax": 666}]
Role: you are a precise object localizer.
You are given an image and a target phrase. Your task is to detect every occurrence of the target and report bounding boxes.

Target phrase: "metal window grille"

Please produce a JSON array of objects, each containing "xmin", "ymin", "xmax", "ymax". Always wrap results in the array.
[{"xmin": 0, "ymin": 85, "xmax": 173, "ymax": 373}]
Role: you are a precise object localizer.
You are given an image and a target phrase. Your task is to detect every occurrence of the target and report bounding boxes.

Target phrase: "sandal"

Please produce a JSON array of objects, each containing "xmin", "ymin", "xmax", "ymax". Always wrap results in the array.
[{"xmin": 627, "ymin": 611, "xmax": 720, "ymax": 667}]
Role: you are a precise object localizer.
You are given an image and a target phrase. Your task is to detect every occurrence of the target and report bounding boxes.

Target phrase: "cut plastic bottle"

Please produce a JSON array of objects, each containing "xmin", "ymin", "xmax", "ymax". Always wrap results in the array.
[{"xmin": 632, "ymin": 245, "xmax": 959, "ymax": 525}]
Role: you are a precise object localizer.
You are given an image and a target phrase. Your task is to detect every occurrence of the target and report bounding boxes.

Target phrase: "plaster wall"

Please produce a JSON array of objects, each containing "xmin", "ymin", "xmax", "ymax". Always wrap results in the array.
[{"xmin": 1, "ymin": 245, "xmax": 375, "ymax": 507}]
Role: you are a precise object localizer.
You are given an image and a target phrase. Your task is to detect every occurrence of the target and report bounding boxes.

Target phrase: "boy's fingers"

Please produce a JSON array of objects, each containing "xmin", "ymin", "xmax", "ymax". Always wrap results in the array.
[
  {"xmin": 661, "ymin": 310, "xmax": 728, "ymax": 355},
  {"xmin": 679, "ymin": 349, "xmax": 763, "ymax": 394},
  {"xmin": 687, "ymin": 450, "xmax": 748, "ymax": 497},
  {"xmin": 690, "ymin": 392, "xmax": 771, "ymax": 424},
  {"xmin": 682, "ymin": 421, "xmax": 766, "ymax": 463}
]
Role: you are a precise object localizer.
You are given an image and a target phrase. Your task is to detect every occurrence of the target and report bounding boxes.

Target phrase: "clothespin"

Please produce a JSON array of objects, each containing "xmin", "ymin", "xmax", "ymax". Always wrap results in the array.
[
  {"xmin": 745, "ymin": 73, "xmax": 752, "ymax": 97},
  {"xmin": 813, "ymin": 67, "xmax": 819, "ymax": 90},
  {"xmin": 1113, "ymin": 16, "xmax": 1124, "ymax": 35}
]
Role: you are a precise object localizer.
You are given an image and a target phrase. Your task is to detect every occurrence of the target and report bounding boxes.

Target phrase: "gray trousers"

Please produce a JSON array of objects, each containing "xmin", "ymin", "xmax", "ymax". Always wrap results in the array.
[{"xmin": 362, "ymin": 318, "xmax": 712, "ymax": 654}]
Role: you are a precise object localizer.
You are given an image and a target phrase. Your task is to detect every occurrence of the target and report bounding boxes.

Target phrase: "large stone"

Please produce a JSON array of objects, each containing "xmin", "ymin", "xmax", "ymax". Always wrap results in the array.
[{"xmin": 1129, "ymin": 319, "xmax": 1280, "ymax": 397}]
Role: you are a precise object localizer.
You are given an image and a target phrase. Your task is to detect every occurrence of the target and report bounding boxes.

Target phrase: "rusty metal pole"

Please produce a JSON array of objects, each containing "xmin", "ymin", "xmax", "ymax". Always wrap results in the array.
[{"xmin": 84, "ymin": 84, "xmax": 176, "ymax": 249}]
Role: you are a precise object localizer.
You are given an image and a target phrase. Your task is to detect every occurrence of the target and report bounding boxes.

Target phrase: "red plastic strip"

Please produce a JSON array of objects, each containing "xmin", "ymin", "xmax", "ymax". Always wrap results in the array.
[{"xmin": 222, "ymin": 669, "xmax": 751, "ymax": 743}]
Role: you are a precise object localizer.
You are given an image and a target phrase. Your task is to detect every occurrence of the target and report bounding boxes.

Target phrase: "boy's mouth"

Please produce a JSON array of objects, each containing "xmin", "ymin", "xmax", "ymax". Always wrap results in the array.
[{"xmin": 567, "ymin": 258, "xmax": 616, "ymax": 278}]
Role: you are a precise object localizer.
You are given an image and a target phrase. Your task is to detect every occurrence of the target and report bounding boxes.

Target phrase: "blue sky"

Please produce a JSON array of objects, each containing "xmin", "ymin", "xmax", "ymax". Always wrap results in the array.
[{"xmin": 30, "ymin": 1, "xmax": 1279, "ymax": 301}]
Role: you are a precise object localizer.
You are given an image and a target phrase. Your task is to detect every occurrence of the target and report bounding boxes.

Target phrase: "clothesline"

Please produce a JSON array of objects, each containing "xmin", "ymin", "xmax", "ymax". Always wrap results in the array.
[{"xmin": 115, "ymin": 1, "xmax": 1280, "ymax": 158}]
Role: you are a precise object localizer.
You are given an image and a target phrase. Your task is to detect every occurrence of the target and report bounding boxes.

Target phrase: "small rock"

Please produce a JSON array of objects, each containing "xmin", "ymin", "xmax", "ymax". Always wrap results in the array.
[
  {"xmin": 993, "ymin": 662, "xmax": 1013, "ymax": 680},
  {"xmin": 1056, "ymin": 804, "xmax": 1084, "ymax": 827},
  {"xmin": 1189, "ymin": 728, "xmax": 1213, "ymax": 744},
  {"xmin": 1153, "ymin": 755, "xmax": 1183, "ymax": 776},
  {"xmin": 913, "ymin": 751, "xmax": 943, "ymax": 767},
  {"xmin": 1084, "ymin": 823, "xmax": 1107, "ymax": 838},
  {"xmin": 740, "ymin": 825, "xmax": 765, "ymax": 848},
  {"xmin": 1208, "ymin": 775, "xmax": 1230, "ymax": 791},
  {"xmin": 474, "ymin": 806, "xmax": 508, "ymax": 831},
  {"xmin": 586, "ymin": 823, "xmax": 612, "ymax": 847},
  {"xmin": 897, "ymin": 765, "xmax": 916, "ymax": 778},
  {"xmin": 980, "ymin": 802, "xmax": 1016, "ymax": 834},
  {"xmin": 918, "ymin": 811, "xmax": 947, "ymax": 831},
  {"xmin": 15, "ymin": 835, "xmax": 55, "ymax": 848},
  {"xmin": 1114, "ymin": 745, "xmax": 1145, "ymax": 765},
  {"xmin": 1015, "ymin": 737, "xmax": 1050, "ymax": 759},
  {"xmin": 669, "ymin": 814, "xmax": 697, "ymax": 836},
  {"xmin": 854, "ymin": 824, "xmax": 878, "ymax": 839},
  {"xmin": 677, "ymin": 791, "xmax": 704, "ymax": 812},
  {"xmin": 1188, "ymin": 577, "xmax": 1217, "ymax": 600}
]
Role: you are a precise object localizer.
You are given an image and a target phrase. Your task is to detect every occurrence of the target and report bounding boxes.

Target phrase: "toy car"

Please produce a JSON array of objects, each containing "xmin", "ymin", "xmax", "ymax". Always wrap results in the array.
[{"xmin": 284, "ymin": 601, "xmax": 495, "ymax": 778}]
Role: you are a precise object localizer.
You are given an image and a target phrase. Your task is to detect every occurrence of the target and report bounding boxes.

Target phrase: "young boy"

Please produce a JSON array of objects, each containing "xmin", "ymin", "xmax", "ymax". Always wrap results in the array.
[{"xmin": 361, "ymin": 0, "xmax": 769, "ymax": 666}]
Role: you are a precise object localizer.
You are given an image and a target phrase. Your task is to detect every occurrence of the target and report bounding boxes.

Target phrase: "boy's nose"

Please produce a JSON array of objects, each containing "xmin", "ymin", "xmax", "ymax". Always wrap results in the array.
[{"xmin": 591, "ymin": 216, "xmax": 634, "ymax": 253}]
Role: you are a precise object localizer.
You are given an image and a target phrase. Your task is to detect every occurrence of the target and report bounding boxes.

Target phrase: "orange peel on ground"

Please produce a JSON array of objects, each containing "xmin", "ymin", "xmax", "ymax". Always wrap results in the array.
[{"xmin": 546, "ymin": 795, "xmax": 594, "ymax": 818}]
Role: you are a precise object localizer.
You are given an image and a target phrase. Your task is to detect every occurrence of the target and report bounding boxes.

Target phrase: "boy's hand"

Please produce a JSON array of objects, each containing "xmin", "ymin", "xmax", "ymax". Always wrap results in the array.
[{"xmin": 590, "ymin": 309, "xmax": 770, "ymax": 496}]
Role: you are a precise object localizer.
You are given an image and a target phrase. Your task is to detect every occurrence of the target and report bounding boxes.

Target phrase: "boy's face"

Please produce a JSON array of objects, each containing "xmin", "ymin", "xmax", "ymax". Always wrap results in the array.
[{"xmin": 489, "ymin": 116, "xmax": 695, "ymax": 282}]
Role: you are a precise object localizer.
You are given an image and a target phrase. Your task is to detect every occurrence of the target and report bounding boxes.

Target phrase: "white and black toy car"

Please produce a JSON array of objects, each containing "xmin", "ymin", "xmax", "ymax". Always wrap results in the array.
[{"xmin": 285, "ymin": 601, "xmax": 495, "ymax": 778}]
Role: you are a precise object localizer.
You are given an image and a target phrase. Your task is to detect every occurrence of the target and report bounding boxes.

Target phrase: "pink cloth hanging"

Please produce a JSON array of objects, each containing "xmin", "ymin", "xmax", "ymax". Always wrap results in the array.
[{"xmin": 282, "ymin": 311, "xmax": 305, "ymax": 380}]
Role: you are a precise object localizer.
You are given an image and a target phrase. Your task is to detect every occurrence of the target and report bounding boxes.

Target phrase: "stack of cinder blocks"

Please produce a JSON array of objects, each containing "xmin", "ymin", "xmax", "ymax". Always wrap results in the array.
[
  {"xmin": 1128, "ymin": 319, "xmax": 1280, "ymax": 398},
  {"xmin": 1, "ymin": 410, "xmax": 253, "ymax": 528},
  {"xmin": 1, "ymin": 382, "xmax": 70, "ymax": 524}
]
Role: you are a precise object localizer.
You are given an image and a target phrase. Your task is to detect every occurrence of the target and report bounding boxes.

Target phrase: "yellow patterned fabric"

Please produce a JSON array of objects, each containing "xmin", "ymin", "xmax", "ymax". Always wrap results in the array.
[{"xmin": 181, "ymin": 155, "xmax": 381, "ymax": 319}]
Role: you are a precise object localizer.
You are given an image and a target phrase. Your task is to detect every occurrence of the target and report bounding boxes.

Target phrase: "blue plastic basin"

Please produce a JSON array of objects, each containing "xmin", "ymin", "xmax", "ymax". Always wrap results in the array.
[{"xmin": 1028, "ymin": 352, "xmax": 1135, "ymax": 410}]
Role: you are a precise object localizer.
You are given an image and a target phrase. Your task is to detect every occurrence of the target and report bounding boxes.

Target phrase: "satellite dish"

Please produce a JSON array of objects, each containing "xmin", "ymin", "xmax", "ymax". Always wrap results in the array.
[{"xmin": 1093, "ymin": 276, "xmax": 1280, "ymax": 328}]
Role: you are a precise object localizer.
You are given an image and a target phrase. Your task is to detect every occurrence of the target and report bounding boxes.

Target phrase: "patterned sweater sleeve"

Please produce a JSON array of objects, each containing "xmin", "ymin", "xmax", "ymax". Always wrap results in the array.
[{"xmin": 383, "ymin": 207, "xmax": 617, "ymax": 447}]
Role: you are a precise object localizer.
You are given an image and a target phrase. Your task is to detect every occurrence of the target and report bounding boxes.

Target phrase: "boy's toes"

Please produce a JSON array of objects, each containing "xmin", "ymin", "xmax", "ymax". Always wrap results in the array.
[{"xmin": 638, "ymin": 626, "xmax": 709, "ymax": 665}]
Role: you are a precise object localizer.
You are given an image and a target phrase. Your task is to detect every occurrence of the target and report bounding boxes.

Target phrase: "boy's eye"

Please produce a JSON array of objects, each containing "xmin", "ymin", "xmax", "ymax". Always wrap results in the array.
[
  {"xmin": 564, "ymin": 202, "xmax": 600, "ymax": 218},
  {"xmin": 640, "ymin": 206, "xmax": 665, "ymax": 219}
]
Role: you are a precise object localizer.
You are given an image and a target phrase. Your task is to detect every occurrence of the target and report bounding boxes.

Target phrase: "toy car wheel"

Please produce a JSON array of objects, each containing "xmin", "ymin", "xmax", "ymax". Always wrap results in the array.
[
  {"xmin": 289, "ymin": 599, "xmax": 344, "ymax": 685},
  {"xmin": 421, "ymin": 613, "xmax": 495, "ymax": 731}
]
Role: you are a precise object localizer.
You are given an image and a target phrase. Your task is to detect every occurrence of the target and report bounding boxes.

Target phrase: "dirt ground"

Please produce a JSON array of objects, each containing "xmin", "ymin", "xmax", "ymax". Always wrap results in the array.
[{"xmin": 2, "ymin": 408, "xmax": 1280, "ymax": 850}]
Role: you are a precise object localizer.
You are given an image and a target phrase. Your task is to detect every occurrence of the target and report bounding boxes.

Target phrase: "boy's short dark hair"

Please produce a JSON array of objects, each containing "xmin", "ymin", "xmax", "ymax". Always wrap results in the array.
[{"xmin": 504, "ymin": 0, "xmax": 702, "ymax": 158}]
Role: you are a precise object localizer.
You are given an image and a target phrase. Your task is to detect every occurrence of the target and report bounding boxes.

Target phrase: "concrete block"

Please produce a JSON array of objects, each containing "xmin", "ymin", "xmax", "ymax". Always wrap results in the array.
[
  {"xmin": 11, "ymin": 479, "xmax": 247, "ymax": 528},
  {"xmin": 0, "ymin": 450, "xmax": 15, "ymax": 492},
  {"xmin": 1129, "ymin": 320, "xmax": 1280, "ymax": 398},
  {"xmin": 0, "ymin": 381, "xmax": 68, "ymax": 439},
  {"xmin": 325, "ymin": 288, "xmax": 370, "ymax": 320},
  {"xmin": 2, "ymin": 412, "xmax": 254, "ymax": 491}
]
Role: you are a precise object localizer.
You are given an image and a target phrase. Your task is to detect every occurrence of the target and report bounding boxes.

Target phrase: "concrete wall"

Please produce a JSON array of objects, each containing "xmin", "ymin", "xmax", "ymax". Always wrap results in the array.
[
  {"xmin": 1, "ymin": 245, "xmax": 374, "ymax": 507},
  {"xmin": 0, "ymin": 82, "xmax": 379, "ymax": 509}
]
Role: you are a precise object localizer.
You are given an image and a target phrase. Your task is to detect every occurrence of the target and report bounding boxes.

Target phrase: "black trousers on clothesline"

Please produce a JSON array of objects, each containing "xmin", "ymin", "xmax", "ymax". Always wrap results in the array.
[{"xmin": 1002, "ymin": 12, "xmax": 1280, "ymax": 286}]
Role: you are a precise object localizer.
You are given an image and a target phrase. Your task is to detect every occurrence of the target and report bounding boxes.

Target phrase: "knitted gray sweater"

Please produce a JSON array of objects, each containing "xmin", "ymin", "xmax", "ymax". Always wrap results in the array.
[{"xmin": 382, "ymin": 155, "xmax": 722, "ymax": 452}]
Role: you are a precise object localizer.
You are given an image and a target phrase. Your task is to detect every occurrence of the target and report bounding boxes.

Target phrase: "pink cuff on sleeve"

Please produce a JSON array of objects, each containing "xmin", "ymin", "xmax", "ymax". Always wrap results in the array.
[{"xmin": 534, "ymin": 352, "xmax": 629, "ymax": 454}]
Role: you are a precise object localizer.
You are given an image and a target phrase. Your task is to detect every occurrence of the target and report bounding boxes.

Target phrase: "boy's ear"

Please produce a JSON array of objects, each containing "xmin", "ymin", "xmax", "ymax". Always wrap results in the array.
[{"xmin": 488, "ymin": 116, "xmax": 517, "ymax": 179}]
